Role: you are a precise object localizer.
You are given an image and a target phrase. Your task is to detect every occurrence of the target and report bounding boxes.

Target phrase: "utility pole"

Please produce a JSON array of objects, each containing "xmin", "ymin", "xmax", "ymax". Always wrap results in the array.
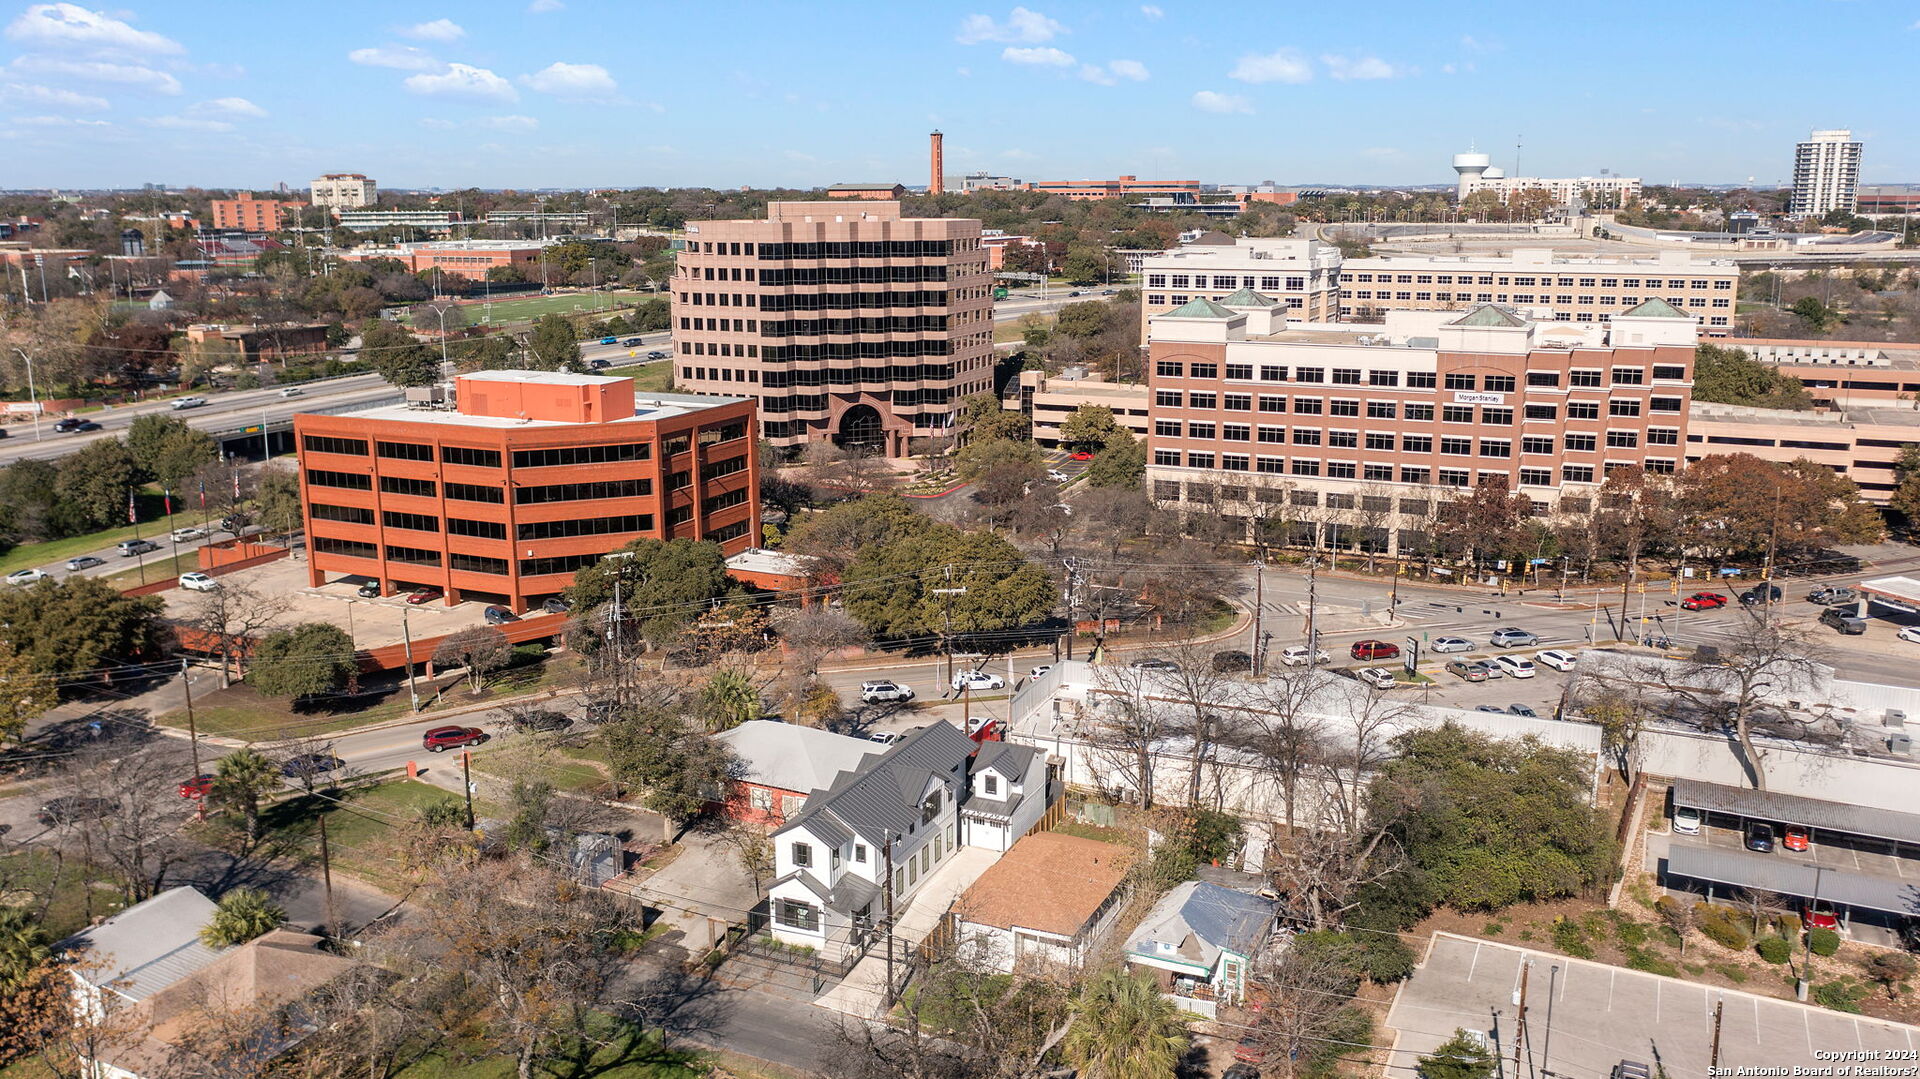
[
  {"xmin": 931, "ymin": 566, "xmax": 967, "ymax": 690},
  {"xmin": 400, "ymin": 607, "xmax": 420, "ymax": 712},
  {"xmin": 882, "ymin": 834, "xmax": 896, "ymax": 1005},
  {"xmin": 181, "ymin": 658, "xmax": 200, "ymax": 773},
  {"xmin": 1306, "ymin": 552, "xmax": 1320, "ymax": 664},
  {"xmin": 317, "ymin": 810, "xmax": 337, "ymax": 936},
  {"xmin": 1250, "ymin": 557, "xmax": 1265, "ymax": 677},
  {"xmin": 461, "ymin": 750, "xmax": 476, "ymax": 830},
  {"xmin": 1061, "ymin": 556, "xmax": 1078, "ymax": 662},
  {"xmin": 1709, "ymin": 997, "xmax": 1724, "ymax": 1075},
  {"xmin": 1513, "ymin": 961, "xmax": 1530, "ymax": 1079},
  {"xmin": 1541, "ymin": 964, "xmax": 1558, "ymax": 1079}
]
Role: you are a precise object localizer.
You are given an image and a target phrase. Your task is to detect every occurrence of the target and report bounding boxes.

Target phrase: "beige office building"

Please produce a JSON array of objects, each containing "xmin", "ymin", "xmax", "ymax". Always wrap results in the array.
[
  {"xmin": 1336, "ymin": 249, "xmax": 1740, "ymax": 331},
  {"xmin": 310, "ymin": 173, "xmax": 377, "ymax": 211},
  {"xmin": 1138, "ymin": 235, "xmax": 1343, "ymax": 329},
  {"xmin": 672, "ymin": 201, "xmax": 993, "ymax": 457}
]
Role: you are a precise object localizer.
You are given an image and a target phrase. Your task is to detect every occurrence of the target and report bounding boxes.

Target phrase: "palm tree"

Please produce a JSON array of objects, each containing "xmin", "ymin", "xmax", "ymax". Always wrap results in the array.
[
  {"xmin": 211, "ymin": 748, "xmax": 281, "ymax": 845},
  {"xmin": 199, "ymin": 888, "xmax": 286, "ymax": 948},
  {"xmin": 0, "ymin": 905, "xmax": 51, "ymax": 991},
  {"xmin": 1061, "ymin": 969, "xmax": 1189, "ymax": 1079},
  {"xmin": 698, "ymin": 667, "xmax": 761, "ymax": 732}
]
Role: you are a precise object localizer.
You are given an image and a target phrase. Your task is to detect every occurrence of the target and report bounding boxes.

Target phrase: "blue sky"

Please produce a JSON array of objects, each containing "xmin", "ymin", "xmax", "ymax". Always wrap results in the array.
[{"xmin": 1, "ymin": 0, "xmax": 1915, "ymax": 191}]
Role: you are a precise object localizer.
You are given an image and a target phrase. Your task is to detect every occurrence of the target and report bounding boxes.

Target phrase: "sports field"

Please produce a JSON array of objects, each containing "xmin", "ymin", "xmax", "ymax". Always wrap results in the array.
[{"xmin": 403, "ymin": 290, "xmax": 655, "ymax": 326}]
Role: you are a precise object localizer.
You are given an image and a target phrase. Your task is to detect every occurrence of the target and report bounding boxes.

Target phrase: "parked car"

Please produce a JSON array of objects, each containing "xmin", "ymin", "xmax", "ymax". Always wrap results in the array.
[
  {"xmin": 860, "ymin": 680, "xmax": 915, "ymax": 704},
  {"xmin": 178, "ymin": 572, "xmax": 220, "ymax": 592},
  {"xmin": 1046, "ymin": 469, "xmax": 1070, "ymax": 483},
  {"xmin": 405, "ymin": 587, "xmax": 442, "ymax": 605},
  {"xmin": 279, "ymin": 386, "xmax": 304, "ymax": 398},
  {"xmin": 1783, "ymin": 824, "xmax": 1811, "ymax": 852},
  {"xmin": 1474, "ymin": 704, "xmax": 1507, "ymax": 714},
  {"xmin": 1680, "ymin": 592, "xmax": 1728, "ymax": 611},
  {"xmin": 1028, "ymin": 665, "xmax": 1053, "ymax": 678},
  {"xmin": 1808, "ymin": 586, "xmax": 1859, "ymax": 606},
  {"xmin": 1899, "ymin": 626, "xmax": 1920, "ymax": 645},
  {"xmin": 868, "ymin": 730, "xmax": 905, "ymax": 746},
  {"xmin": 1819, "ymin": 608, "xmax": 1867, "ymax": 635},
  {"xmin": 280, "ymin": 753, "xmax": 344, "ymax": 780},
  {"xmin": 1350, "ymin": 639, "xmax": 1399, "ymax": 661},
  {"xmin": 1535, "ymin": 648, "xmax": 1578, "ymax": 672},
  {"xmin": 1129, "ymin": 658, "xmax": 1180, "ymax": 672},
  {"xmin": 5, "ymin": 568, "xmax": 48, "ymax": 586},
  {"xmin": 422, "ymin": 725, "xmax": 487, "ymax": 752},
  {"xmin": 36, "ymin": 796, "xmax": 115, "ymax": 826},
  {"xmin": 170, "ymin": 396, "xmax": 207, "ymax": 410},
  {"xmin": 1803, "ymin": 902, "xmax": 1840, "ymax": 930},
  {"xmin": 1744, "ymin": 821, "xmax": 1776, "ymax": 853},
  {"xmin": 1069, "ymin": 450, "xmax": 1094, "ymax": 461},
  {"xmin": 1357, "ymin": 667, "xmax": 1396, "ymax": 690},
  {"xmin": 542, "ymin": 596, "xmax": 571, "ymax": 614},
  {"xmin": 1279, "ymin": 646, "xmax": 1331, "ymax": 666},
  {"xmin": 1489, "ymin": 627, "xmax": 1538, "ymax": 647},
  {"xmin": 117, "ymin": 539, "xmax": 158, "ymax": 557},
  {"xmin": 510, "ymin": 710, "xmax": 572, "ymax": 733},
  {"xmin": 1672, "ymin": 805, "xmax": 1702, "ymax": 835},
  {"xmin": 1430, "ymin": 636, "xmax": 1474, "ymax": 653},
  {"xmin": 1507, "ymin": 704, "xmax": 1539, "ymax": 717},
  {"xmin": 1470, "ymin": 659, "xmax": 1503, "ymax": 679},
  {"xmin": 1490, "ymin": 654, "xmax": 1536, "ymax": 679},
  {"xmin": 170, "ymin": 526, "xmax": 208, "ymax": 542},
  {"xmin": 1210, "ymin": 650, "xmax": 1253, "ymax": 673},
  {"xmin": 356, "ymin": 580, "xmax": 382, "ymax": 598},
  {"xmin": 177, "ymin": 774, "xmax": 215, "ymax": 799},
  {"xmin": 483, "ymin": 605, "xmax": 519, "ymax": 625},
  {"xmin": 1445, "ymin": 659, "xmax": 1488, "ymax": 682},
  {"xmin": 1740, "ymin": 583, "xmax": 1784, "ymax": 606},
  {"xmin": 951, "ymin": 670, "xmax": 1005, "ymax": 692}
]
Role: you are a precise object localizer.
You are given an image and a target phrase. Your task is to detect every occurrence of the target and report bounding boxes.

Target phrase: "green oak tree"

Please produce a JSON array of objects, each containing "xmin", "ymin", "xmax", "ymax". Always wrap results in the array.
[
  {"xmin": 248, "ymin": 622, "xmax": 356, "ymax": 700},
  {"xmin": 359, "ymin": 318, "xmax": 439, "ymax": 388},
  {"xmin": 526, "ymin": 313, "xmax": 586, "ymax": 372}
]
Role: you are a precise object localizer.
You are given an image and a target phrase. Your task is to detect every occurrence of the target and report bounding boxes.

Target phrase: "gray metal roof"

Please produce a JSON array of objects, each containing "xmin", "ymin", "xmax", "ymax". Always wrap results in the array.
[
  {"xmin": 1664, "ymin": 844, "xmax": 1920, "ymax": 918},
  {"xmin": 1124, "ymin": 880, "xmax": 1278, "ymax": 968},
  {"xmin": 62, "ymin": 886, "xmax": 223, "ymax": 1001},
  {"xmin": 779, "ymin": 721, "xmax": 973, "ymax": 849},
  {"xmin": 1670, "ymin": 778, "xmax": 1920, "ymax": 847},
  {"xmin": 974, "ymin": 740, "xmax": 1036, "ymax": 777}
]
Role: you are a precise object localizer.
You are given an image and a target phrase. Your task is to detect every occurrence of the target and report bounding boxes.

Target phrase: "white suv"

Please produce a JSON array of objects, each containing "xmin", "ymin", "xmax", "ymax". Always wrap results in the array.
[
  {"xmin": 1535, "ymin": 649, "xmax": 1578, "ymax": 672},
  {"xmin": 179, "ymin": 572, "xmax": 220, "ymax": 592},
  {"xmin": 170, "ymin": 396, "xmax": 207, "ymax": 410},
  {"xmin": 1491, "ymin": 654, "xmax": 1536, "ymax": 678},
  {"xmin": 1280, "ymin": 646, "xmax": 1332, "ymax": 666},
  {"xmin": 1356, "ymin": 667, "xmax": 1396, "ymax": 690},
  {"xmin": 859, "ymin": 680, "xmax": 914, "ymax": 704},
  {"xmin": 951, "ymin": 670, "xmax": 1005, "ymax": 692}
]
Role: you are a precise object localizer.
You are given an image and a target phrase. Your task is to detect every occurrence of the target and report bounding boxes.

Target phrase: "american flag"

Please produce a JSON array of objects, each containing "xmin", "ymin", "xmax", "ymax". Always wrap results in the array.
[
  {"xmin": 163, "ymin": 487, "xmax": 172, "ymax": 516},
  {"xmin": 126, "ymin": 489, "xmax": 136, "ymax": 524}
]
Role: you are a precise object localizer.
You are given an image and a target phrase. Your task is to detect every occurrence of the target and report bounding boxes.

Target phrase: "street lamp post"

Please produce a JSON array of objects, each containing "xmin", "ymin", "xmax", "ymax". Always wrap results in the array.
[{"xmin": 8, "ymin": 346, "xmax": 41, "ymax": 441}]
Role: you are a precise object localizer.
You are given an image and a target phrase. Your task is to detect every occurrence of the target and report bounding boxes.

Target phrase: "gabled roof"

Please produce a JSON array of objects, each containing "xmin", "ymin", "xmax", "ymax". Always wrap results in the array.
[
  {"xmin": 973, "ymin": 740, "xmax": 1037, "ymax": 777},
  {"xmin": 1447, "ymin": 304, "xmax": 1529, "ymax": 328},
  {"xmin": 1219, "ymin": 287, "xmax": 1278, "ymax": 308},
  {"xmin": 63, "ymin": 886, "xmax": 222, "ymax": 1002},
  {"xmin": 1125, "ymin": 880, "xmax": 1277, "ymax": 970},
  {"xmin": 1620, "ymin": 296, "xmax": 1689, "ymax": 319},
  {"xmin": 958, "ymin": 833, "xmax": 1137, "ymax": 937},
  {"xmin": 714, "ymin": 721, "xmax": 879, "ymax": 796},
  {"xmin": 777, "ymin": 721, "xmax": 974, "ymax": 849},
  {"xmin": 1163, "ymin": 297, "xmax": 1237, "ymax": 319},
  {"xmin": 143, "ymin": 929, "xmax": 355, "ymax": 1043}
]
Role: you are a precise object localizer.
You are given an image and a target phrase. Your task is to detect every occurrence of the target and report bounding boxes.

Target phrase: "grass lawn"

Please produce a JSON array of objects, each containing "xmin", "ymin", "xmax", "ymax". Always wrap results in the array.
[
  {"xmin": 246, "ymin": 780, "xmax": 509, "ymax": 891},
  {"xmin": 1050, "ymin": 820, "xmax": 1137, "ymax": 846},
  {"xmin": 472, "ymin": 750, "xmax": 606, "ymax": 795},
  {"xmin": 154, "ymin": 679, "xmax": 424, "ymax": 741},
  {"xmin": 98, "ymin": 550, "xmax": 198, "ymax": 588},
  {"xmin": 601, "ymin": 360, "xmax": 672, "ymax": 392},
  {"xmin": 994, "ymin": 313, "xmax": 1053, "ymax": 344},
  {"xmin": 0, "ymin": 848, "xmax": 125, "ymax": 939},
  {"xmin": 384, "ymin": 1013, "xmax": 700, "ymax": 1078},
  {"xmin": 0, "ymin": 488, "xmax": 197, "ymax": 574}
]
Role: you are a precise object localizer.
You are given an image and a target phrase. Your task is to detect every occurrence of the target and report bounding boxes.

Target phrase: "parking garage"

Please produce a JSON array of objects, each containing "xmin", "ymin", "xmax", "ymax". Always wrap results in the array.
[{"xmin": 1661, "ymin": 778, "xmax": 1920, "ymax": 940}]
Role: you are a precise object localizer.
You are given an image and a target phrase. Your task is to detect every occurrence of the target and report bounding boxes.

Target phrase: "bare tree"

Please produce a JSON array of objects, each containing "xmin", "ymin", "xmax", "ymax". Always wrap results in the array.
[
  {"xmin": 1233, "ymin": 669, "xmax": 1335, "ymax": 829},
  {"xmin": 1658, "ymin": 609, "xmax": 1829, "ymax": 790},
  {"xmin": 51, "ymin": 741, "xmax": 196, "ymax": 904},
  {"xmin": 717, "ymin": 820, "xmax": 774, "ymax": 897},
  {"xmin": 773, "ymin": 607, "xmax": 870, "ymax": 681},
  {"xmin": 1083, "ymin": 665, "xmax": 1177, "ymax": 809},
  {"xmin": 433, "ymin": 625, "xmax": 513, "ymax": 695},
  {"xmin": 1572, "ymin": 670, "xmax": 1661, "ymax": 782},
  {"xmin": 1149, "ymin": 638, "xmax": 1240, "ymax": 810},
  {"xmin": 805, "ymin": 441, "xmax": 896, "ymax": 495},
  {"xmin": 185, "ymin": 581, "xmax": 287, "ymax": 688},
  {"xmin": 1247, "ymin": 940, "xmax": 1366, "ymax": 1079}
]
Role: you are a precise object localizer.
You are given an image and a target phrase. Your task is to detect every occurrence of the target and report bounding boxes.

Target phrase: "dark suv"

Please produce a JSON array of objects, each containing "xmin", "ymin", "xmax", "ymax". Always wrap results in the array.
[
  {"xmin": 1740, "ymin": 584, "xmax": 1783, "ymax": 606},
  {"xmin": 36, "ymin": 796, "xmax": 115, "ymax": 826}
]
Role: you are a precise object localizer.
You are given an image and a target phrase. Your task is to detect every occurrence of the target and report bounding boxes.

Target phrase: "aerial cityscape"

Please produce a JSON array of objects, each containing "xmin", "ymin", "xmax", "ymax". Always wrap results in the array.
[{"xmin": 5, "ymin": 3, "xmax": 1920, "ymax": 1079}]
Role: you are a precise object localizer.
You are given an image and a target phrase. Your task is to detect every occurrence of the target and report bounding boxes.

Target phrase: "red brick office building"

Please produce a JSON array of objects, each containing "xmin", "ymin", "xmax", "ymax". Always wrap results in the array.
[{"xmin": 293, "ymin": 371, "xmax": 759, "ymax": 612}]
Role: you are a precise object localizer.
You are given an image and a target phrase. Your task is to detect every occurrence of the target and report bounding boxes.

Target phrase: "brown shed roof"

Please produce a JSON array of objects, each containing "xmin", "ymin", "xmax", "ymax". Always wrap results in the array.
[{"xmin": 957, "ymin": 832, "xmax": 1137, "ymax": 938}]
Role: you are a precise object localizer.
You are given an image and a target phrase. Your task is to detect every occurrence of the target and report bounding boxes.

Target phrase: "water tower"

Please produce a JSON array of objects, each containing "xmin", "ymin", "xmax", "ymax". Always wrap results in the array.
[{"xmin": 1452, "ymin": 151, "xmax": 1491, "ymax": 200}]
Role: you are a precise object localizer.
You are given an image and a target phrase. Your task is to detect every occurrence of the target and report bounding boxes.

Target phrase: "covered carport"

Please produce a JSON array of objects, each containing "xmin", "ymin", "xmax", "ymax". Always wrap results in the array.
[
  {"xmin": 1858, "ymin": 575, "xmax": 1920, "ymax": 616},
  {"xmin": 1669, "ymin": 778, "xmax": 1920, "ymax": 859},
  {"xmin": 1663, "ymin": 844, "xmax": 1920, "ymax": 942}
]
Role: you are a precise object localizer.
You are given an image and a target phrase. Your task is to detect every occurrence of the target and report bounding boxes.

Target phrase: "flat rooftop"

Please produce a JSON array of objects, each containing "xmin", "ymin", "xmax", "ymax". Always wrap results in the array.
[
  {"xmin": 465, "ymin": 369, "xmax": 623, "ymax": 386},
  {"xmin": 1348, "ymin": 248, "xmax": 1738, "ymax": 270},
  {"xmin": 326, "ymin": 391, "xmax": 749, "ymax": 429}
]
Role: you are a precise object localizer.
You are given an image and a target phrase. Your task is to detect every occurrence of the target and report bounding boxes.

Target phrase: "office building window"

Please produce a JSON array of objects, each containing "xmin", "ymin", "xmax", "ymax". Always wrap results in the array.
[
  {"xmin": 1400, "ymin": 467, "xmax": 1430, "ymax": 484},
  {"xmin": 1519, "ymin": 468, "xmax": 1554, "ymax": 486},
  {"xmin": 1653, "ymin": 365, "xmax": 1686, "ymax": 381},
  {"xmin": 1407, "ymin": 372, "xmax": 1437, "ymax": 389},
  {"xmin": 1402, "ymin": 434, "xmax": 1433, "ymax": 453},
  {"xmin": 1522, "ymin": 436, "xmax": 1556, "ymax": 455},
  {"xmin": 441, "ymin": 446, "xmax": 503, "ymax": 469},
  {"xmin": 1256, "ymin": 456, "xmax": 1285, "ymax": 474},
  {"xmin": 1479, "ymin": 439, "xmax": 1511, "ymax": 458},
  {"xmin": 1187, "ymin": 422, "xmax": 1215, "ymax": 440},
  {"xmin": 1483, "ymin": 376, "xmax": 1516, "ymax": 393},
  {"xmin": 1444, "ymin": 373, "xmax": 1476, "ymax": 391},
  {"xmin": 1223, "ymin": 423, "xmax": 1250, "ymax": 441},
  {"xmin": 376, "ymin": 440, "xmax": 434, "ymax": 461},
  {"xmin": 1440, "ymin": 437, "xmax": 1473, "ymax": 456},
  {"xmin": 447, "ymin": 517, "xmax": 506, "ymax": 540},
  {"xmin": 1226, "ymin": 363, "xmax": 1254, "ymax": 380},
  {"xmin": 1222, "ymin": 454, "xmax": 1250, "ymax": 471},
  {"xmin": 385, "ymin": 544, "xmax": 441, "ymax": 567},
  {"xmin": 302, "ymin": 435, "xmax": 367, "ymax": 456},
  {"xmin": 1562, "ymin": 465, "xmax": 1595, "ymax": 483},
  {"xmin": 1609, "ymin": 400, "xmax": 1642, "ymax": 417},
  {"xmin": 307, "ymin": 469, "xmax": 373, "ymax": 491},
  {"xmin": 1189, "ymin": 363, "xmax": 1218, "ymax": 379},
  {"xmin": 1153, "ymin": 450, "xmax": 1180, "ymax": 466},
  {"xmin": 1367, "ymin": 401, "xmax": 1397, "ymax": 419},
  {"xmin": 1611, "ymin": 367, "xmax": 1645, "ymax": 385},
  {"xmin": 1527, "ymin": 371, "xmax": 1561, "ymax": 388},
  {"xmin": 445, "ymin": 481, "xmax": 504, "ymax": 503},
  {"xmin": 1293, "ymin": 397, "xmax": 1322, "ymax": 415},
  {"xmin": 1365, "ymin": 433, "xmax": 1395, "ymax": 451},
  {"xmin": 312, "ymin": 536, "xmax": 377, "ymax": 560},
  {"xmin": 1260, "ymin": 365, "xmax": 1286, "ymax": 381},
  {"xmin": 381, "ymin": 510, "xmax": 438, "ymax": 533},
  {"xmin": 1524, "ymin": 404, "xmax": 1558, "ymax": 421},
  {"xmin": 512, "ymin": 443, "xmax": 652, "ymax": 468},
  {"xmin": 1291, "ymin": 460, "xmax": 1320, "ymax": 476},
  {"xmin": 1187, "ymin": 391, "xmax": 1216, "ymax": 409},
  {"xmin": 1155, "ymin": 390, "xmax": 1183, "ymax": 408},
  {"xmin": 515, "ymin": 479, "xmax": 654, "ymax": 504},
  {"xmin": 1369, "ymin": 370, "xmax": 1400, "ymax": 387},
  {"xmin": 1606, "ymin": 431, "xmax": 1640, "ymax": 448},
  {"xmin": 1481, "ymin": 407, "xmax": 1513, "ymax": 426},
  {"xmin": 1155, "ymin": 361, "xmax": 1184, "ymax": 378},
  {"xmin": 517, "ymin": 514, "xmax": 655, "ymax": 541},
  {"xmin": 1565, "ymin": 434, "xmax": 1597, "ymax": 452},
  {"xmin": 450, "ymin": 553, "xmax": 508, "ymax": 575},
  {"xmin": 1568, "ymin": 402, "xmax": 1600, "ymax": 420},
  {"xmin": 1186, "ymin": 452, "xmax": 1214, "ymax": 468},
  {"xmin": 1259, "ymin": 395, "xmax": 1286, "ymax": 413},
  {"xmin": 1442, "ymin": 406, "xmax": 1475, "ymax": 424},
  {"xmin": 310, "ymin": 503, "xmax": 374, "ymax": 525},
  {"xmin": 1294, "ymin": 367, "xmax": 1324, "ymax": 383},
  {"xmin": 1569, "ymin": 369, "xmax": 1603, "ymax": 387}
]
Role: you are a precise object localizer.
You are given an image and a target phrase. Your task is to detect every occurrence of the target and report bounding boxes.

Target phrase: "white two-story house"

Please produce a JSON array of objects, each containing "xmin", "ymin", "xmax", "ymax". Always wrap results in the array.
[{"xmin": 766, "ymin": 722, "xmax": 1049, "ymax": 959}]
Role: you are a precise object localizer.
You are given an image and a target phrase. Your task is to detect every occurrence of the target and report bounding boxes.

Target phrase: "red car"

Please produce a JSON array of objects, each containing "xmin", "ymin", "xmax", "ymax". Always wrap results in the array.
[
  {"xmin": 405, "ymin": 587, "xmax": 443, "ymax": 605},
  {"xmin": 1069, "ymin": 451, "xmax": 1094, "ymax": 461},
  {"xmin": 422, "ymin": 725, "xmax": 486, "ymax": 752},
  {"xmin": 178, "ymin": 774, "xmax": 215, "ymax": 799},
  {"xmin": 1803, "ymin": 902, "xmax": 1839, "ymax": 930},
  {"xmin": 1351, "ymin": 639, "xmax": 1400, "ymax": 661},
  {"xmin": 1783, "ymin": 824, "xmax": 1810, "ymax": 852},
  {"xmin": 1680, "ymin": 592, "xmax": 1728, "ymax": 611}
]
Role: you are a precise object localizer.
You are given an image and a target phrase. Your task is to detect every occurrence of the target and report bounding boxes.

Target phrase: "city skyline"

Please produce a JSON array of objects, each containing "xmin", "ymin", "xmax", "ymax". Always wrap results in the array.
[{"xmin": 0, "ymin": 0, "xmax": 1916, "ymax": 191}]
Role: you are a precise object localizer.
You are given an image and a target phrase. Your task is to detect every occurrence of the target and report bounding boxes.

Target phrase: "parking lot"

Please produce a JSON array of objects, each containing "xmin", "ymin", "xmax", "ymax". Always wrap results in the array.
[
  {"xmin": 1388, "ymin": 934, "xmax": 1920, "ymax": 1076},
  {"xmin": 157, "ymin": 555, "xmax": 497, "ymax": 651},
  {"xmin": 1674, "ymin": 811, "xmax": 1920, "ymax": 881}
]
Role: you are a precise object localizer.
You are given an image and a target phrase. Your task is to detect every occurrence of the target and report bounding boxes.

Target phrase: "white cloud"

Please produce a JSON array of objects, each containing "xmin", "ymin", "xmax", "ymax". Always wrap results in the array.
[
  {"xmin": 188, "ymin": 96, "xmax": 265, "ymax": 119},
  {"xmin": 1459, "ymin": 34, "xmax": 1499, "ymax": 51},
  {"xmin": 1002, "ymin": 46, "xmax": 1074, "ymax": 66},
  {"xmin": 0, "ymin": 80, "xmax": 107, "ymax": 110},
  {"xmin": 480, "ymin": 114, "xmax": 538, "ymax": 132},
  {"xmin": 4, "ymin": 3, "xmax": 182, "ymax": 54},
  {"xmin": 956, "ymin": 7, "xmax": 1063, "ymax": 44},
  {"xmin": 403, "ymin": 62, "xmax": 517, "ymax": 102},
  {"xmin": 348, "ymin": 45, "xmax": 442, "ymax": 71},
  {"xmin": 1191, "ymin": 89, "xmax": 1251, "ymax": 114},
  {"xmin": 528, "ymin": 0, "xmax": 565, "ymax": 10},
  {"xmin": 519, "ymin": 60, "xmax": 618, "ymax": 100},
  {"xmin": 13, "ymin": 113, "xmax": 108, "ymax": 126},
  {"xmin": 1230, "ymin": 48, "xmax": 1311, "ymax": 84},
  {"xmin": 956, "ymin": 65, "xmax": 972, "ymax": 77},
  {"xmin": 1140, "ymin": 4, "xmax": 1164, "ymax": 17},
  {"xmin": 143, "ymin": 114, "xmax": 232, "ymax": 132},
  {"xmin": 399, "ymin": 18, "xmax": 465, "ymax": 42},
  {"xmin": 418, "ymin": 117, "xmax": 455, "ymax": 129},
  {"xmin": 1079, "ymin": 59, "xmax": 1148, "ymax": 85},
  {"xmin": 1322, "ymin": 54, "xmax": 1401, "ymax": 80},
  {"xmin": 1441, "ymin": 62, "xmax": 1456, "ymax": 75},
  {"xmin": 10, "ymin": 54, "xmax": 181, "ymax": 93}
]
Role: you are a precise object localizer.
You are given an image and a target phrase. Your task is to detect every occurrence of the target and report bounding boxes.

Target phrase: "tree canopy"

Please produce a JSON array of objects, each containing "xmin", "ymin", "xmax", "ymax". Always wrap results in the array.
[
  {"xmin": 564, "ymin": 538, "xmax": 732, "ymax": 646},
  {"xmin": 0, "ymin": 577, "xmax": 162, "ymax": 681},
  {"xmin": 526, "ymin": 314, "xmax": 586, "ymax": 372},
  {"xmin": 249, "ymin": 622, "xmax": 356, "ymax": 700},
  {"xmin": 360, "ymin": 318, "xmax": 439, "ymax": 388},
  {"xmin": 839, "ymin": 511, "xmax": 1055, "ymax": 640},
  {"xmin": 1692, "ymin": 344, "xmax": 1814, "ymax": 410}
]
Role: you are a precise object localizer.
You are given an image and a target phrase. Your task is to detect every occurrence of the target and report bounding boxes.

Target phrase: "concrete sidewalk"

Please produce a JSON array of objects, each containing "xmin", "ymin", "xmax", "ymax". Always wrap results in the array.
[{"xmin": 813, "ymin": 845, "xmax": 998, "ymax": 1018}]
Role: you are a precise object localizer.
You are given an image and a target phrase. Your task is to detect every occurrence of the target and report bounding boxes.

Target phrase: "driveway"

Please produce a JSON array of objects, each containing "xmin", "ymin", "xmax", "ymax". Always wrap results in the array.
[{"xmin": 631, "ymin": 825, "xmax": 765, "ymax": 956}]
